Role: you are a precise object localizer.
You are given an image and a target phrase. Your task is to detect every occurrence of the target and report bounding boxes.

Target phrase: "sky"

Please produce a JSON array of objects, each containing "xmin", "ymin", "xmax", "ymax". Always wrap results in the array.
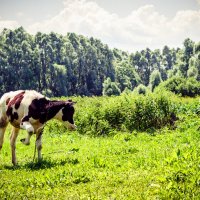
[{"xmin": 0, "ymin": 0, "xmax": 200, "ymax": 52}]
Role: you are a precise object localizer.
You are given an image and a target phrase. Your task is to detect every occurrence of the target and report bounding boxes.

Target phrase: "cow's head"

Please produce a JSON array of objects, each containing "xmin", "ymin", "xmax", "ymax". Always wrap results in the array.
[{"xmin": 61, "ymin": 100, "xmax": 76, "ymax": 130}]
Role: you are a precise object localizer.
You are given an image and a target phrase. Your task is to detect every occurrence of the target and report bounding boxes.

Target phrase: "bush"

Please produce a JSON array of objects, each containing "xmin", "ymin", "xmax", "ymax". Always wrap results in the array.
[
  {"xmin": 75, "ymin": 92, "xmax": 177, "ymax": 136},
  {"xmin": 134, "ymin": 84, "xmax": 149, "ymax": 95},
  {"xmin": 157, "ymin": 77, "xmax": 200, "ymax": 97}
]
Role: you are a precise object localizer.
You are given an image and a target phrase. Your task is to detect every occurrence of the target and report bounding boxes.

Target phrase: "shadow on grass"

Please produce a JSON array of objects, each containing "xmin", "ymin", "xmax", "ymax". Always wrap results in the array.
[
  {"xmin": 23, "ymin": 158, "xmax": 64, "ymax": 170},
  {"xmin": 2, "ymin": 157, "xmax": 79, "ymax": 171}
]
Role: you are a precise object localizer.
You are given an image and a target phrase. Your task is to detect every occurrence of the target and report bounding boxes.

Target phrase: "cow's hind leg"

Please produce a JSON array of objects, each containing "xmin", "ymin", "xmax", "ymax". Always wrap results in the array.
[
  {"xmin": 10, "ymin": 127, "xmax": 20, "ymax": 165},
  {"xmin": 0, "ymin": 126, "xmax": 7, "ymax": 150},
  {"xmin": 20, "ymin": 121, "xmax": 34, "ymax": 145},
  {"xmin": 0, "ymin": 118, "xmax": 8, "ymax": 150}
]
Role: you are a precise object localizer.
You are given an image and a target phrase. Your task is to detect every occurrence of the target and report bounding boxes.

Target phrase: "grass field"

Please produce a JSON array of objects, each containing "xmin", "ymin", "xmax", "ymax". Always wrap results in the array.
[{"xmin": 0, "ymin": 94, "xmax": 200, "ymax": 199}]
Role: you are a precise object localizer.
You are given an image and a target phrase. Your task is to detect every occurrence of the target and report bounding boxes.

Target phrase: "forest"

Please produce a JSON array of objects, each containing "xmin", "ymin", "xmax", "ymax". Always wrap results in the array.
[{"xmin": 0, "ymin": 27, "xmax": 199, "ymax": 97}]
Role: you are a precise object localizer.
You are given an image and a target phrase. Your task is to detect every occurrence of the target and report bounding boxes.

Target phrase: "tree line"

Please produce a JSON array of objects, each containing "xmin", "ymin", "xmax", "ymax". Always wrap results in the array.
[{"xmin": 0, "ymin": 27, "xmax": 199, "ymax": 97}]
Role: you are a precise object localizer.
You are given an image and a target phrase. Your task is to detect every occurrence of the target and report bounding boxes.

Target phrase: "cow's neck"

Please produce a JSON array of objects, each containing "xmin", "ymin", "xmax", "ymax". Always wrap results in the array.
[{"xmin": 46, "ymin": 100, "xmax": 65, "ymax": 121}]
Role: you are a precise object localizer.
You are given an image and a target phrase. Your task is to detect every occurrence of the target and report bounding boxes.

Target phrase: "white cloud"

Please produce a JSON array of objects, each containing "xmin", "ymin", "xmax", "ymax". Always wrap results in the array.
[
  {"xmin": 196, "ymin": 0, "xmax": 200, "ymax": 5},
  {"xmin": 16, "ymin": 12, "xmax": 24, "ymax": 17},
  {"xmin": 0, "ymin": 17, "xmax": 19, "ymax": 32},
  {"xmin": 28, "ymin": 0, "xmax": 117, "ymax": 36},
  {"xmin": 1, "ymin": 0, "xmax": 200, "ymax": 51},
  {"xmin": 169, "ymin": 10, "xmax": 200, "ymax": 41}
]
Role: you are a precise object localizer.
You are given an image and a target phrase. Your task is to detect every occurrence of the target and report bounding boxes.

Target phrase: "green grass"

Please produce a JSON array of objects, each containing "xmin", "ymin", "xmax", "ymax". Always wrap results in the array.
[{"xmin": 0, "ymin": 95, "xmax": 200, "ymax": 199}]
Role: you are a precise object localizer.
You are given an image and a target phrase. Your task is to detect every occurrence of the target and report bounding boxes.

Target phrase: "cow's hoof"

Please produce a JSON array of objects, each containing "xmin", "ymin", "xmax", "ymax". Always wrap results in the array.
[
  {"xmin": 12, "ymin": 161, "xmax": 18, "ymax": 166},
  {"xmin": 20, "ymin": 138, "xmax": 30, "ymax": 145}
]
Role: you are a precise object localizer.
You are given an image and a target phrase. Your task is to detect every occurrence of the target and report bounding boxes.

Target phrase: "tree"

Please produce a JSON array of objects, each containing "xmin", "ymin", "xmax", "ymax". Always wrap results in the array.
[
  {"xmin": 187, "ymin": 56, "xmax": 198, "ymax": 79},
  {"xmin": 181, "ymin": 38, "xmax": 195, "ymax": 77},
  {"xmin": 162, "ymin": 45, "xmax": 173, "ymax": 70},
  {"xmin": 138, "ymin": 56, "xmax": 149, "ymax": 85},
  {"xmin": 149, "ymin": 70, "xmax": 162, "ymax": 91},
  {"xmin": 115, "ymin": 61, "xmax": 140, "ymax": 92},
  {"xmin": 187, "ymin": 66, "xmax": 198, "ymax": 79},
  {"xmin": 183, "ymin": 38, "xmax": 194, "ymax": 64},
  {"xmin": 50, "ymin": 64, "xmax": 68, "ymax": 96},
  {"xmin": 102, "ymin": 78, "xmax": 121, "ymax": 96},
  {"xmin": 0, "ymin": 27, "xmax": 198, "ymax": 97}
]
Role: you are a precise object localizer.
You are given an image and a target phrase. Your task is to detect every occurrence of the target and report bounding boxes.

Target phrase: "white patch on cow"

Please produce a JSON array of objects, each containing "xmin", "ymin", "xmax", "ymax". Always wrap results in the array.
[{"xmin": 20, "ymin": 121, "xmax": 34, "ymax": 133}]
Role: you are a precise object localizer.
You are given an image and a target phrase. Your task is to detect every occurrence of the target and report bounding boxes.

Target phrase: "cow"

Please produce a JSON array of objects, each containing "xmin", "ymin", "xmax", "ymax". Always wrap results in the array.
[{"xmin": 0, "ymin": 90, "xmax": 76, "ymax": 165}]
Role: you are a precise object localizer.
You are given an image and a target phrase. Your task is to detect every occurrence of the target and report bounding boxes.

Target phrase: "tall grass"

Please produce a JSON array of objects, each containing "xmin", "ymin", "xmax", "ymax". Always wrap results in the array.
[{"xmin": 74, "ymin": 91, "xmax": 177, "ymax": 136}]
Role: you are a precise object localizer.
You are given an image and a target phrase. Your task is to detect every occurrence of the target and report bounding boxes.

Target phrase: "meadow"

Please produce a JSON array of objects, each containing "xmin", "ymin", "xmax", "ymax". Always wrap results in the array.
[{"xmin": 0, "ymin": 91, "xmax": 200, "ymax": 199}]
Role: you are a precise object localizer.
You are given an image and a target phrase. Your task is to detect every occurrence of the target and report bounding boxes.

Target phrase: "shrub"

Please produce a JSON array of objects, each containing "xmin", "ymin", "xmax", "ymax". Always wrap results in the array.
[
  {"xmin": 75, "ymin": 92, "xmax": 177, "ymax": 136},
  {"xmin": 157, "ymin": 77, "xmax": 200, "ymax": 97},
  {"xmin": 134, "ymin": 84, "xmax": 149, "ymax": 95}
]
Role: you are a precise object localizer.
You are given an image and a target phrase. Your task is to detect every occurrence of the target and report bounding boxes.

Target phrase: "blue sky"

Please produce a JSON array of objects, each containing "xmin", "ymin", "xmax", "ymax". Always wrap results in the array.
[{"xmin": 0, "ymin": 0, "xmax": 200, "ymax": 51}]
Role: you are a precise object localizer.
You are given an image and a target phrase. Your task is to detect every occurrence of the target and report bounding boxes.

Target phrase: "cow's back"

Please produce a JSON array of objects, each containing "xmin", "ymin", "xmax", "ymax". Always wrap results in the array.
[{"xmin": 0, "ymin": 90, "xmax": 46, "ymax": 127}]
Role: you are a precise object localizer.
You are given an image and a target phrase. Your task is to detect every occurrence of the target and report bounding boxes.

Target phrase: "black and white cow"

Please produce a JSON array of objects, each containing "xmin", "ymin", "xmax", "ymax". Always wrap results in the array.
[{"xmin": 0, "ymin": 90, "xmax": 76, "ymax": 165}]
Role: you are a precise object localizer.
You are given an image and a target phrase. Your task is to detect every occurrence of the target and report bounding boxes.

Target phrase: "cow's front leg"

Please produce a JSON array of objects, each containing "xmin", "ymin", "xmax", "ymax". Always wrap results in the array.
[
  {"xmin": 10, "ymin": 127, "xmax": 20, "ymax": 165},
  {"xmin": 36, "ymin": 127, "xmax": 44, "ymax": 162},
  {"xmin": 20, "ymin": 121, "xmax": 34, "ymax": 145}
]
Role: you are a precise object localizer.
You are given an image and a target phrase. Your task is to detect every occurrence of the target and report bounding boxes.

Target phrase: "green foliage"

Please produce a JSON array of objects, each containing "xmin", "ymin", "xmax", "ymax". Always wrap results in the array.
[
  {"xmin": 134, "ymin": 84, "xmax": 149, "ymax": 95},
  {"xmin": 114, "ymin": 60, "xmax": 141, "ymax": 92},
  {"xmin": 149, "ymin": 69, "xmax": 162, "ymax": 91},
  {"xmin": 0, "ymin": 28, "xmax": 115, "ymax": 97},
  {"xmin": 102, "ymin": 77, "xmax": 121, "ymax": 96},
  {"xmin": 183, "ymin": 38, "xmax": 195, "ymax": 65},
  {"xmin": 158, "ymin": 77, "xmax": 200, "ymax": 97},
  {"xmin": 0, "ymin": 27, "xmax": 199, "ymax": 97},
  {"xmin": 188, "ymin": 55, "xmax": 200, "ymax": 81},
  {"xmin": 187, "ymin": 65, "xmax": 198, "ymax": 79},
  {"xmin": 0, "ymin": 95, "xmax": 199, "ymax": 199},
  {"xmin": 75, "ymin": 91, "xmax": 176, "ymax": 136},
  {"xmin": 157, "ymin": 109, "xmax": 200, "ymax": 199}
]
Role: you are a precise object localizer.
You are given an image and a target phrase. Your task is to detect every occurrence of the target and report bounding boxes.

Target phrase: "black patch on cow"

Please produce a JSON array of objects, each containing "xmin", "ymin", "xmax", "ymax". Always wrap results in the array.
[
  {"xmin": 13, "ymin": 112, "xmax": 18, "ymax": 120},
  {"xmin": 45, "ymin": 101, "xmax": 63, "ymax": 121},
  {"xmin": 22, "ymin": 115, "xmax": 29, "ymax": 122},
  {"xmin": 22, "ymin": 98, "xmax": 49, "ymax": 124},
  {"xmin": 6, "ymin": 98, "xmax": 10, "ymax": 105},
  {"xmin": 0, "ymin": 117, "xmax": 8, "ymax": 128},
  {"xmin": 6, "ymin": 106, "xmax": 12, "ymax": 117},
  {"xmin": 23, "ymin": 98, "xmax": 67, "ymax": 124},
  {"xmin": 62, "ymin": 103, "xmax": 75, "ymax": 124},
  {"xmin": 6, "ymin": 107, "xmax": 19, "ymax": 122},
  {"xmin": 21, "ymin": 98, "xmax": 75, "ymax": 125}
]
